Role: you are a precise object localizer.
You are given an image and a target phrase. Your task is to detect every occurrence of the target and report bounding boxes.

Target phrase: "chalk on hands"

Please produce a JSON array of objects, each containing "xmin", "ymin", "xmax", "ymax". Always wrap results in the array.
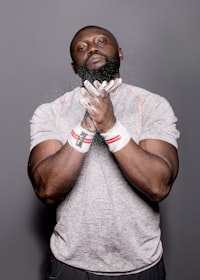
[
  {"xmin": 98, "ymin": 81, "xmax": 108, "ymax": 91},
  {"xmin": 104, "ymin": 78, "xmax": 122, "ymax": 93},
  {"xmin": 93, "ymin": 80, "xmax": 101, "ymax": 90},
  {"xmin": 80, "ymin": 98, "xmax": 97, "ymax": 113},
  {"xmin": 84, "ymin": 80, "xmax": 100, "ymax": 97},
  {"xmin": 80, "ymin": 87, "xmax": 87, "ymax": 96},
  {"xmin": 93, "ymin": 78, "xmax": 122, "ymax": 93}
]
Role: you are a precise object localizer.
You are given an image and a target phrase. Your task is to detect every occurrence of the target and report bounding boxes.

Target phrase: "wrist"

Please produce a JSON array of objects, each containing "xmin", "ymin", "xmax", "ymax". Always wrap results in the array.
[
  {"xmin": 100, "ymin": 120, "xmax": 131, "ymax": 153},
  {"xmin": 81, "ymin": 112, "xmax": 97, "ymax": 133},
  {"xmin": 99, "ymin": 118, "xmax": 116, "ymax": 133},
  {"xmin": 97, "ymin": 118, "xmax": 116, "ymax": 134},
  {"xmin": 68, "ymin": 124, "xmax": 95, "ymax": 153}
]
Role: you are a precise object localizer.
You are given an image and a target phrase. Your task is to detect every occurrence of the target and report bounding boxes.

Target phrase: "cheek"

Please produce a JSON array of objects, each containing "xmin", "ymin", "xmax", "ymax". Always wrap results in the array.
[
  {"xmin": 74, "ymin": 53, "xmax": 88, "ymax": 66},
  {"xmin": 104, "ymin": 47, "xmax": 118, "ymax": 58}
]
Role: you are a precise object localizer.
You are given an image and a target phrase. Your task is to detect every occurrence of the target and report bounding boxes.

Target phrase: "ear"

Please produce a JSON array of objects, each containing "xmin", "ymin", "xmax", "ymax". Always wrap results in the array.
[
  {"xmin": 71, "ymin": 62, "xmax": 77, "ymax": 74},
  {"xmin": 118, "ymin": 48, "xmax": 124, "ymax": 60}
]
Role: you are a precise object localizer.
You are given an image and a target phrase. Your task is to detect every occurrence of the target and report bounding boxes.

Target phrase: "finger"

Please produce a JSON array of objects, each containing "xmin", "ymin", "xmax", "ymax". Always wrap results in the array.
[
  {"xmin": 80, "ymin": 98, "xmax": 97, "ymax": 113},
  {"xmin": 81, "ymin": 89, "xmax": 99, "ymax": 106},
  {"xmin": 104, "ymin": 80, "xmax": 115, "ymax": 92},
  {"xmin": 111, "ymin": 77, "xmax": 122, "ymax": 92},
  {"xmin": 80, "ymin": 87, "xmax": 87, "ymax": 96},
  {"xmin": 98, "ymin": 81, "xmax": 108, "ymax": 91},
  {"xmin": 80, "ymin": 98, "xmax": 88, "ymax": 109},
  {"xmin": 93, "ymin": 96, "xmax": 99, "ymax": 105},
  {"xmin": 93, "ymin": 80, "xmax": 101, "ymax": 89},
  {"xmin": 105, "ymin": 78, "xmax": 122, "ymax": 93},
  {"xmin": 100, "ymin": 89, "xmax": 108, "ymax": 98},
  {"xmin": 87, "ymin": 106, "xmax": 96, "ymax": 116},
  {"xmin": 84, "ymin": 80, "xmax": 100, "ymax": 97}
]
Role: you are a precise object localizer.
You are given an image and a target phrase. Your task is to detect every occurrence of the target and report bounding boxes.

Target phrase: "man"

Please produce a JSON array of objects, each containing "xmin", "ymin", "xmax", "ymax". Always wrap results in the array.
[{"xmin": 28, "ymin": 25, "xmax": 180, "ymax": 279}]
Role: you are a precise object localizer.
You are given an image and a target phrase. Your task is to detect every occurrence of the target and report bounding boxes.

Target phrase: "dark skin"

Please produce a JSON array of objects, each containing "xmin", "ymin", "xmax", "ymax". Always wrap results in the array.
[{"xmin": 28, "ymin": 27, "xmax": 179, "ymax": 205}]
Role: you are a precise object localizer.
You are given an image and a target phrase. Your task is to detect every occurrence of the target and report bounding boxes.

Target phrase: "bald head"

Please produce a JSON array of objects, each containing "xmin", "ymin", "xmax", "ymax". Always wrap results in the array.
[
  {"xmin": 70, "ymin": 25, "xmax": 119, "ymax": 62},
  {"xmin": 69, "ymin": 25, "xmax": 123, "ymax": 83}
]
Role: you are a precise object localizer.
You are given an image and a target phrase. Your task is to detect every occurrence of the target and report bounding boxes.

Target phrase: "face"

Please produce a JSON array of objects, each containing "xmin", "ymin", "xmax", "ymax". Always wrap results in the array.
[{"xmin": 70, "ymin": 27, "xmax": 123, "ymax": 83}]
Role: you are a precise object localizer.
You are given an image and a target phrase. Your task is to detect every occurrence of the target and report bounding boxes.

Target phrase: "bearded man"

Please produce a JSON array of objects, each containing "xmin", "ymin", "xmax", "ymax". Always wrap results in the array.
[{"xmin": 28, "ymin": 25, "xmax": 179, "ymax": 280}]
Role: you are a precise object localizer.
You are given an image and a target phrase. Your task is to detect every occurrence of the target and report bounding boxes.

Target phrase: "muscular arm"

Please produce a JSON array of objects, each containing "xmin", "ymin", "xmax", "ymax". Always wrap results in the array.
[
  {"xmin": 28, "ymin": 140, "xmax": 86, "ymax": 204},
  {"xmin": 28, "ymin": 114, "xmax": 96, "ymax": 205},
  {"xmin": 28, "ymin": 80, "xmax": 120, "ymax": 205},
  {"xmin": 82, "ymin": 79, "xmax": 179, "ymax": 202},
  {"xmin": 113, "ymin": 138, "xmax": 179, "ymax": 202}
]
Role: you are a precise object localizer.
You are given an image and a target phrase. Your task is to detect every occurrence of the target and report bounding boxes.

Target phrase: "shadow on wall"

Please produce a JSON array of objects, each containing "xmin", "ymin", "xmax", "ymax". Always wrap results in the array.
[{"xmin": 32, "ymin": 200, "xmax": 57, "ymax": 280}]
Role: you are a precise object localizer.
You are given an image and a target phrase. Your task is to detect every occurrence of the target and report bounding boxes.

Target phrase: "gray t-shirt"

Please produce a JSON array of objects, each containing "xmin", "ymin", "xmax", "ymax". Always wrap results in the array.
[{"xmin": 30, "ymin": 83, "xmax": 179, "ymax": 274}]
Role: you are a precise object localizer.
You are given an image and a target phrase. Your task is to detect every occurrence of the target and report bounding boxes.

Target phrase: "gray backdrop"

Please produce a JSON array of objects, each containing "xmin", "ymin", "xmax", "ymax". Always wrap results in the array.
[{"xmin": 0, "ymin": 1, "xmax": 199, "ymax": 279}]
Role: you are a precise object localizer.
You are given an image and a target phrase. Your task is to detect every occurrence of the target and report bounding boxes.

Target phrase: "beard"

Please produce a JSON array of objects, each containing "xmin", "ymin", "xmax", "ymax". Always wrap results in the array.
[{"xmin": 74, "ymin": 52, "xmax": 121, "ymax": 84}]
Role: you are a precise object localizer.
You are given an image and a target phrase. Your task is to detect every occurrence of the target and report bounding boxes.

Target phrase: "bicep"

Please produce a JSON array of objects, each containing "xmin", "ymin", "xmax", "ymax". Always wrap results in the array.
[
  {"xmin": 139, "ymin": 139, "xmax": 179, "ymax": 181},
  {"xmin": 28, "ymin": 139, "xmax": 63, "ymax": 177}
]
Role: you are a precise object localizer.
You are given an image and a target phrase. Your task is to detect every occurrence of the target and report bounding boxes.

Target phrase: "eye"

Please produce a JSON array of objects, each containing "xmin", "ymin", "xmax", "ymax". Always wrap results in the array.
[
  {"xmin": 97, "ymin": 37, "xmax": 106, "ymax": 46},
  {"xmin": 77, "ymin": 44, "xmax": 87, "ymax": 52}
]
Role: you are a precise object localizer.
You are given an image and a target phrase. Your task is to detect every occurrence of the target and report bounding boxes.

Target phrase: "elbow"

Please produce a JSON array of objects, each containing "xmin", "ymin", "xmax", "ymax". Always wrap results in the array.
[
  {"xmin": 29, "ymin": 167, "xmax": 63, "ymax": 204},
  {"xmin": 34, "ymin": 186, "xmax": 57, "ymax": 205},
  {"xmin": 28, "ymin": 163, "xmax": 66, "ymax": 205},
  {"xmin": 33, "ymin": 176, "xmax": 69, "ymax": 205},
  {"xmin": 149, "ymin": 182, "xmax": 172, "ymax": 203},
  {"xmin": 31, "ymin": 173, "xmax": 59, "ymax": 205},
  {"xmin": 148, "ymin": 166, "xmax": 176, "ymax": 202}
]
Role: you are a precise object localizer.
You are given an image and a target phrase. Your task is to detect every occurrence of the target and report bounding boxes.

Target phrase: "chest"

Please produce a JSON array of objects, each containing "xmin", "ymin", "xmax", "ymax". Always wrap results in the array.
[{"xmin": 56, "ymin": 91, "xmax": 143, "ymax": 145}]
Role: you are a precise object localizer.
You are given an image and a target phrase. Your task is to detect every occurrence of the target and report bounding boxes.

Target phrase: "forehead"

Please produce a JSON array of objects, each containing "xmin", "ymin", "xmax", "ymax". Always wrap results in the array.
[{"xmin": 72, "ymin": 27, "xmax": 116, "ymax": 45}]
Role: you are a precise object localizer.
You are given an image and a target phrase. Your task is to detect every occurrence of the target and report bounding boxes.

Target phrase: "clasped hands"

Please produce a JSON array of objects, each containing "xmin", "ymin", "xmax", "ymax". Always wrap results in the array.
[{"xmin": 80, "ymin": 78, "xmax": 122, "ymax": 133}]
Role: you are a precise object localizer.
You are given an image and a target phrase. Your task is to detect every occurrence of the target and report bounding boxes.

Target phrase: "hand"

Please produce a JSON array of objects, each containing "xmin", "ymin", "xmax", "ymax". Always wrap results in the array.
[
  {"xmin": 81, "ymin": 111, "xmax": 97, "ymax": 133},
  {"xmin": 93, "ymin": 78, "xmax": 122, "ymax": 93},
  {"xmin": 80, "ymin": 78, "xmax": 122, "ymax": 132}
]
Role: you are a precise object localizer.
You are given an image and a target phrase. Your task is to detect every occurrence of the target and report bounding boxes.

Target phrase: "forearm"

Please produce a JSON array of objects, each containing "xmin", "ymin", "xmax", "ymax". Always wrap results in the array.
[
  {"xmin": 114, "ymin": 139, "xmax": 176, "ymax": 202},
  {"xmin": 29, "ymin": 113, "xmax": 97, "ymax": 204},
  {"xmin": 31, "ymin": 143, "xmax": 86, "ymax": 204}
]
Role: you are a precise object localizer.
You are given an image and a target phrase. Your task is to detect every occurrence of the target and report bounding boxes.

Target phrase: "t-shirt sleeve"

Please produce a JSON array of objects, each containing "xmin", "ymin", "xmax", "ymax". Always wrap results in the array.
[
  {"xmin": 140, "ymin": 95, "xmax": 180, "ymax": 148},
  {"xmin": 30, "ymin": 103, "xmax": 62, "ymax": 151}
]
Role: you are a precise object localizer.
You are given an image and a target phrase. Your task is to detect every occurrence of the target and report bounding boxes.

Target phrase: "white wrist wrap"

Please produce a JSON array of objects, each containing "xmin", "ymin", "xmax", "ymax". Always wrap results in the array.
[
  {"xmin": 100, "ymin": 121, "xmax": 131, "ymax": 153},
  {"xmin": 68, "ymin": 124, "xmax": 95, "ymax": 153}
]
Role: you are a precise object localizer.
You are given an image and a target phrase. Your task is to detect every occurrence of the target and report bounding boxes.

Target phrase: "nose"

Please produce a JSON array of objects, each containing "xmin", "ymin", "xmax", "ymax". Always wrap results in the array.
[{"xmin": 87, "ymin": 43, "xmax": 99, "ymax": 57}]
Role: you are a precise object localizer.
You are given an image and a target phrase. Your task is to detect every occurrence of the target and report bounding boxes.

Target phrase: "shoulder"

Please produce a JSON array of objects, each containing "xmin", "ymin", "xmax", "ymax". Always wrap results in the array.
[
  {"xmin": 123, "ymin": 83, "xmax": 175, "ymax": 114},
  {"xmin": 31, "ymin": 87, "xmax": 80, "ymax": 121},
  {"xmin": 123, "ymin": 83, "xmax": 165, "ymax": 101}
]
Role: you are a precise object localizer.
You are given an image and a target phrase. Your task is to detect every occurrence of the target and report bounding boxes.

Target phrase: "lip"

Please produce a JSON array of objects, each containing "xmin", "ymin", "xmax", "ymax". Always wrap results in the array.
[{"xmin": 86, "ymin": 54, "xmax": 106, "ymax": 66}]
